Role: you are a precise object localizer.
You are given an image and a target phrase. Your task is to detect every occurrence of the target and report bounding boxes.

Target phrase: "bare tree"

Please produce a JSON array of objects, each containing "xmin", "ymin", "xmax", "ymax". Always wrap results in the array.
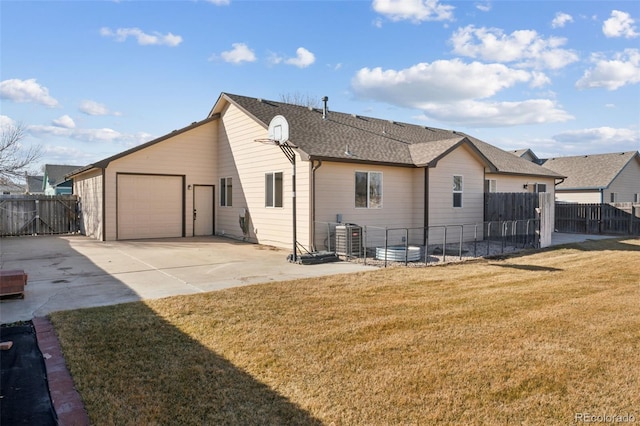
[
  {"xmin": 0, "ymin": 121, "xmax": 42, "ymax": 182},
  {"xmin": 279, "ymin": 92, "xmax": 321, "ymax": 108}
]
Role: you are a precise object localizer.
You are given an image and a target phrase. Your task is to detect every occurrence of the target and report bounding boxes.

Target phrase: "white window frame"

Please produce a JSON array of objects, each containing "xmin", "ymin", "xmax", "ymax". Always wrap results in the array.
[
  {"xmin": 220, "ymin": 177, "xmax": 232, "ymax": 207},
  {"xmin": 265, "ymin": 171, "xmax": 284, "ymax": 208},
  {"xmin": 355, "ymin": 171, "xmax": 383, "ymax": 209},
  {"xmin": 453, "ymin": 175, "xmax": 463, "ymax": 208},
  {"xmin": 534, "ymin": 183, "xmax": 547, "ymax": 193}
]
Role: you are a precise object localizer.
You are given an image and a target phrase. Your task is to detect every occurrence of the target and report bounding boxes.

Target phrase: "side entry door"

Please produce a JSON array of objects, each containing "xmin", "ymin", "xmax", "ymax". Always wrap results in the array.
[{"xmin": 193, "ymin": 185, "xmax": 214, "ymax": 236}]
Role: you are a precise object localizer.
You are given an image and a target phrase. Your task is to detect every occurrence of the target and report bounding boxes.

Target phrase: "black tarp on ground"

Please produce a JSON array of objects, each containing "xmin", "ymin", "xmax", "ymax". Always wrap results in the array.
[{"xmin": 0, "ymin": 322, "xmax": 57, "ymax": 425}]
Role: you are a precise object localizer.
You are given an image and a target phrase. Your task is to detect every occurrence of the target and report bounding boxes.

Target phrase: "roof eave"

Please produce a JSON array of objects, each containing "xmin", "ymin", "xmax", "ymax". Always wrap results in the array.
[{"xmin": 422, "ymin": 138, "xmax": 498, "ymax": 172}]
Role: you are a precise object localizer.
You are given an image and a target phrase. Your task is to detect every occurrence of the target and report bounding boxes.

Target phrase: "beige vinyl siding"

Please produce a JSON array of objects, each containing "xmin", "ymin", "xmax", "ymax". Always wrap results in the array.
[
  {"xmin": 486, "ymin": 173, "xmax": 555, "ymax": 195},
  {"xmin": 73, "ymin": 168, "xmax": 103, "ymax": 240},
  {"xmin": 102, "ymin": 120, "xmax": 217, "ymax": 241},
  {"xmin": 216, "ymin": 103, "xmax": 311, "ymax": 249},
  {"xmin": 314, "ymin": 162, "xmax": 421, "ymax": 250},
  {"xmin": 555, "ymin": 190, "xmax": 601, "ymax": 203},
  {"xmin": 315, "ymin": 162, "xmax": 419, "ymax": 228},
  {"xmin": 606, "ymin": 158, "xmax": 640, "ymax": 203},
  {"xmin": 429, "ymin": 145, "xmax": 485, "ymax": 242}
]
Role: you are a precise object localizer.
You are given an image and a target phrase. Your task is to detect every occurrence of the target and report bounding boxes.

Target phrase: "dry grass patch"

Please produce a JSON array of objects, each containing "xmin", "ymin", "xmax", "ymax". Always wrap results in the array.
[{"xmin": 51, "ymin": 238, "xmax": 640, "ymax": 425}]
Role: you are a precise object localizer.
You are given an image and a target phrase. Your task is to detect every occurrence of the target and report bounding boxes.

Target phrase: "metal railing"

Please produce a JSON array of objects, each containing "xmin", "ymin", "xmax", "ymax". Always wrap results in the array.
[{"xmin": 313, "ymin": 219, "xmax": 540, "ymax": 267}]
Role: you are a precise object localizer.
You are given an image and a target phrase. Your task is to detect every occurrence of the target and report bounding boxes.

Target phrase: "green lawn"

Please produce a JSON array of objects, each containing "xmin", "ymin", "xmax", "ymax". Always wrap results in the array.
[{"xmin": 51, "ymin": 238, "xmax": 640, "ymax": 425}]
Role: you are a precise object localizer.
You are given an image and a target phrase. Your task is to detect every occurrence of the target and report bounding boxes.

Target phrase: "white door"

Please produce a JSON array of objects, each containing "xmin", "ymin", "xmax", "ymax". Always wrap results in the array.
[
  {"xmin": 193, "ymin": 185, "xmax": 214, "ymax": 236},
  {"xmin": 117, "ymin": 174, "xmax": 183, "ymax": 240}
]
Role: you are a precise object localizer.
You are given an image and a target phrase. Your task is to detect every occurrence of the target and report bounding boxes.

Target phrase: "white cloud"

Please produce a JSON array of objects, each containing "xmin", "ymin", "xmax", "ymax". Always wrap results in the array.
[
  {"xmin": 450, "ymin": 25, "xmax": 578, "ymax": 70},
  {"xmin": 52, "ymin": 115, "xmax": 76, "ymax": 129},
  {"xmin": 475, "ymin": 2, "xmax": 491, "ymax": 12},
  {"xmin": 79, "ymin": 100, "xmax": 121, "ymax": 116},
  {"xmin": 414, "ymin": 99, "xmax": 573, "ymax": 127},
  {"xmin": 0, "ymin": 115, "xmax": 16, "ymax": 128},
  {"xmin": 551, "ymin": 12, "xmax": 573, "ymax": 28},
  {"xmin": 285, "ymin": 47, "xmax": 316, "ymax": 68},
  {"xmin": 576, "ymin": 49, "xmax": 640, "ymax": 90},
  {"xmin": 219, "ymin": 43, "xmax": 257, "ymax": 64},
  {"xmin": 206, "ymin": 0, "xmax": 230, "ymax": 5},
  {"xmin": 0, "ymin": 78, "xmax": 59, "ymax": 107},
  {"xmin": 553, "ymin": 127, "xmax": 640, "ymax": 151},
  {"xmin": 602, "ymin": 10, "xmax": 639, "ymax": 38},
  {"xmin": 352, "ymin": 59, "xmax": 540, "ymax": 104},
  {"xmin": 28, "ymin": 123, "xmax": 152, "ymax": 146},
  {"xmin": 351, "ymin": 59, "xmax": 571, "ymax": 127},
  {"xmin": 100, "ymin": 27, "xmax": 183, "ymax": 47},
  {"xmin": 372, "ymin": 0, "xmax": 455, "ymax": 23}
]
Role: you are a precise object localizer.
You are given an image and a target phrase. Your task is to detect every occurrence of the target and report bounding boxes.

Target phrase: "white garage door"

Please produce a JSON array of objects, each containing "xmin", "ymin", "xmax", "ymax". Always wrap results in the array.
[{"xmin": 117, "ymin": 174, "xmax": 183, "ymax": 240}]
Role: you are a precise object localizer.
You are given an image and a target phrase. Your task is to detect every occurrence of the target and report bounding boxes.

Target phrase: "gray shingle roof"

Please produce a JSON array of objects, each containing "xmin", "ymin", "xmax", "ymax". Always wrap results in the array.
[
  {"xmin": 541, "ymin": 151, "xmax": 640, "ymax": 190},
  {"xmin": 26, "ymin": 175, "xmax": 44, "ymax": 193},
  {"xmin": 44, "ymin": 165, "xmax": 83, "ymax": 186},
  {"xmin": 220, "ymin": 93, "xmax": 563, "ymax": 178}
]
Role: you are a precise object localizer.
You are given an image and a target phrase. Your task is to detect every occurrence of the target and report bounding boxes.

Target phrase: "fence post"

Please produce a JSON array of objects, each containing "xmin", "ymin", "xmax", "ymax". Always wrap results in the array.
[
  {"xmin": 630, "ymin": 206, "xmax": 635, "ymax": 235},
  {"xmin": 384, "ymin": 228, "xmax": 389, "ymax": 268},
  {"xmin": 404, "ymin": 229, "xmax": 409, "ymax": 266},
  {"xmin": 443, "ymin": 226, "xmax": 447, "ymax": 263},
  {"xmin": 35, "ymin": 199, "xmax": 40, "ymax": 235},
  {"xmin": 424, "ymin": 227, "xmax": 430, "ymax": 265}
]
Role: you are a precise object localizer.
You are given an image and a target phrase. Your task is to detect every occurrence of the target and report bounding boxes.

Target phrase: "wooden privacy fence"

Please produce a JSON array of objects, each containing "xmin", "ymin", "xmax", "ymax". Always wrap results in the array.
[
  {"xmin": 485, "ymin": 192, "xmax": 541, "ymax": 222},
  {"xmin": 0, "ymin": 195, "xmax": 80, "ymax": 237},
  {"xmin": 555, "ymin": 202, "xmax": 640, "ymax": 235}
]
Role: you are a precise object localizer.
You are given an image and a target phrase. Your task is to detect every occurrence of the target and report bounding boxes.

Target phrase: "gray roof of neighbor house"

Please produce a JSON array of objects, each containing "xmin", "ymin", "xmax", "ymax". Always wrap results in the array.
[
  {"xmin": 44, "ymin": 165, "xmax": 83, "ymax": 187},
  {"xmin": 0, "ymin": 179, "xmax": 25, "ymax": 193},
  {"xmin": 216, "ymin": 93, "xmax": 563, "ymax": 178},
  {"xmin": 541, "ymin": 151, "xmax": 640, "ymax": 190},
  {"xmin": 26, "ymin": 175, "xmax": 44, "ymax": 193}
]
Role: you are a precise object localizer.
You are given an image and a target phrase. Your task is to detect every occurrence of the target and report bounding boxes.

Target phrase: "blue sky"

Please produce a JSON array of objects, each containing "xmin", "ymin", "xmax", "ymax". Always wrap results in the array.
[{"xmin": 1, "ymin": 0, "xmax": 639, "ymax": 175}]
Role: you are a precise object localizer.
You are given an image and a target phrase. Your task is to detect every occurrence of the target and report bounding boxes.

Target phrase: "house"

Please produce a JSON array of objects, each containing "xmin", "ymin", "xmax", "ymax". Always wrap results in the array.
[
  {"xmin": 510, "ymin": 149, "xmax": 542, "ymax": 165},
  {"xmin": 0, "ymin": 179, "xmax": 25, "ymax": 195},
  {"xmin": 539, "ymin": 151, "xmax": 640, "ymax": 203},
  {"xmin": 25, "ymin": 175, "xmax": 45, "ymax": 194},
  {"xmin": 43, "ymin": 164, "xmax": 82, "ymax": 195},
  {"xmin": 67, "ymin": 93, "xmax": 563, "ymax": 250}
]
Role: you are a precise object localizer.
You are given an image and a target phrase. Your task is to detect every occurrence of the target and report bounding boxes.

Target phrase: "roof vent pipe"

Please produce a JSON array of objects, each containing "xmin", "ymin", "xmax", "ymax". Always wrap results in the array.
[{"xmin": 322, "ymin": 96, "xmax": 329, "ymax": 120}]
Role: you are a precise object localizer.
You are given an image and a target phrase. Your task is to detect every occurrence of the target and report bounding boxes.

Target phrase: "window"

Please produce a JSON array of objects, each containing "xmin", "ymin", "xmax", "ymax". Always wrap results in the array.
[
  {"xmin": 220, "ymin": 177, "xmax": 232, "ymax": 207},
  {"xmin": 634, "ymin": 193, "xmax": 639, "ymax": 203},
  {"xmin": 453, "ymin": 175, "xmax": 463, "ymax": 208},
  {"xmin": 610, "ymin": 192, "xmax": 617, "ymax": 203},
  {"xmin": 485, "ymin": 179, "xmax": 497, "ymax": 193},
  {"xmin": 534, "ymin": 183, "xmax": 547, "ymax": 193},
  {"xmin": 355, "ymin": 171, "xmax": 382, "ymax": 208},
  {"xmin": 265, "ymin": 172, "xmax": 283, "ymax": 207}
]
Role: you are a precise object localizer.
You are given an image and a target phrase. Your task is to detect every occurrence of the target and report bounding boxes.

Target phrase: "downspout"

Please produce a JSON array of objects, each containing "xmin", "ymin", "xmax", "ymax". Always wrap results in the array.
[
  {"xmin": 101, "ymin": 167, "xmax": 106, "ymax": 241},
  {"xmin": 310, "ymin": 160, "xmax": 323, "ymax": 251},
  {"xmin": 423, "ymin": 167, "xmax": 429, "ymax": 245}
]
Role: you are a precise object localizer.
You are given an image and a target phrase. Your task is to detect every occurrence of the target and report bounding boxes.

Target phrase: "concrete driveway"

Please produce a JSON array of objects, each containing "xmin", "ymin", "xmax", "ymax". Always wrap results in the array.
[{"xmin": 0, "ymin": 235, "xmax": 376, "ymax": 324}]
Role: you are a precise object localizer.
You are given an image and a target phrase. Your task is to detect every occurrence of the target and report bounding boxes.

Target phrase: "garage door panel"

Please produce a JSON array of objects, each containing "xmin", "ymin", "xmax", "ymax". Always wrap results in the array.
[{"xmin": 117, "ymin": 174, "xmax": 183, "ymax": 240}]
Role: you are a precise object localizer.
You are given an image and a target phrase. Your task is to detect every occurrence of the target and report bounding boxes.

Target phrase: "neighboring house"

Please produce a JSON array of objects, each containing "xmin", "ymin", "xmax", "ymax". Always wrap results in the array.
[
  {"xmin": 0, "ymin": 179, "xmax": 25, "ymax": 195},
  {"xmin": 43, "ymin": 165, "xmax": 82, "ymax": 195},
  {"xmin": 25, "ymin": 175, "xmax": 45, "ymax": 194},
  {"xmin": 68, "ymin": 93, "xmax": 563, "ymax": 249},
  {"xmin": 540, "ymin": 151, "xmax": 640, "ymax": 203},
  {"xmin": 510, "ymin": 149, "xmax": 542, "ymax": 165}
]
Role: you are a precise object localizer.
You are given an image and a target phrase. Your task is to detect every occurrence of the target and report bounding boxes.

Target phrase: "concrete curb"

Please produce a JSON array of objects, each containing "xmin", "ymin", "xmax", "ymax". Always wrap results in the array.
[{"xmin": 33, "ymin": 317, "xmax": 90, "ymax": 426}]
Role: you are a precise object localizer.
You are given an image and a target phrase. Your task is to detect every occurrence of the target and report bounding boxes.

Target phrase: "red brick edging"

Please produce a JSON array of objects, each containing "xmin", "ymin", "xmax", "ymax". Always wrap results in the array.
[{"xmin": 32, "ymin": 317, "xmax": 91, "ymax": 426}]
